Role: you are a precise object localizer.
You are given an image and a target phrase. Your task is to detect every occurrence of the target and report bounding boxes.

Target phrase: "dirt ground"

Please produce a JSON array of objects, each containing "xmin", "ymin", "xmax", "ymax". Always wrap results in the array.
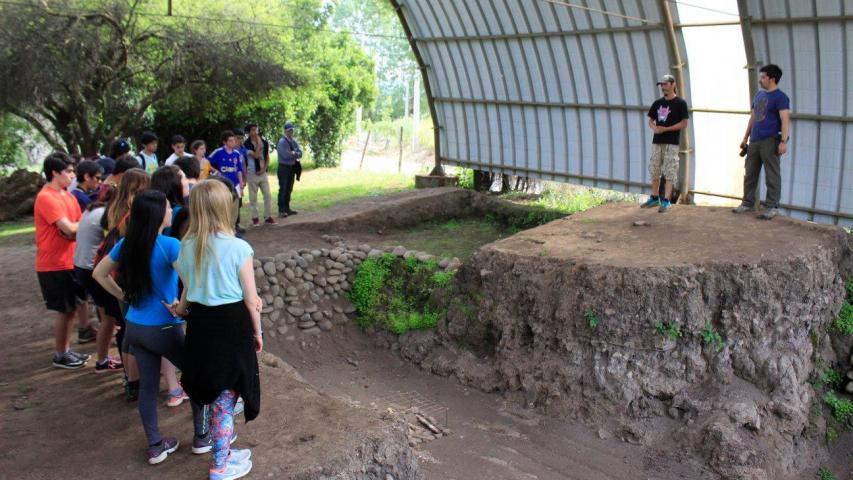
[{"xmin": 2, "ymin": 190, "xmax": 853, "ymax": 479}]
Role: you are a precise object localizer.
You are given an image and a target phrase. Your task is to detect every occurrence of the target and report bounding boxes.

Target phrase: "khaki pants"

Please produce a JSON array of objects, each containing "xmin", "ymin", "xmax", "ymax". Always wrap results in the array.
[
  {"xmin": 247, "ymin": 172, "xmax": 272, "ymax": 220},
  {"xmin": 742, "ymin": 136, "xmax": 781, "ymax": 209}
]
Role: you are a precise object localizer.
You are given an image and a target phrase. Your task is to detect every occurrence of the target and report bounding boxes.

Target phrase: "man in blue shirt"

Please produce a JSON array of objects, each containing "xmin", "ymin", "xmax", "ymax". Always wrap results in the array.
[
  {"xmin": 208, "ymin": 130, "xmax": 246, "ymax": 233},
  {"xmin": 275, "ymin": 122, "xmax": 302, "ymax": 218},
  {"xmin": 733, "ymin": 64, "xmax": 791, "ymax": 220}
]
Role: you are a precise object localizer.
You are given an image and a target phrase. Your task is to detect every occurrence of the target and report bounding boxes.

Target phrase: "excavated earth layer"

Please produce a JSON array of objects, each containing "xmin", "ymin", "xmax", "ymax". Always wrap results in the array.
[{"xmin": 387, "ymin": 203, "xmax": 853, "ymax": 480}]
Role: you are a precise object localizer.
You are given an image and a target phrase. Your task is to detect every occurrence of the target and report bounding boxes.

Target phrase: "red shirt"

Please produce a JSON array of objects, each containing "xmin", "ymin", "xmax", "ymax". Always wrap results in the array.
[{"xmin": 34, "ymin": 185, "xmax": 81, "ymax": 272}]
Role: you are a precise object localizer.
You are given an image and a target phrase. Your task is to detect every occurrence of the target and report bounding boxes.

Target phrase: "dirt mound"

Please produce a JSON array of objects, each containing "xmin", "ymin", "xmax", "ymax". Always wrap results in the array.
[
  {"xmin": 0, "ymin": 169, "xmax": 44, "ymax": 221},
  {"xmin": 380, "ymin": 203, "xmax": 853, "ymax": 480}
]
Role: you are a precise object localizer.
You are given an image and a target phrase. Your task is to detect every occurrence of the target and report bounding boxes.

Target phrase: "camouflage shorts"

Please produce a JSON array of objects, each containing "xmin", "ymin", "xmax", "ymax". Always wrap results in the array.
[{"xmin": 649, "ymin": 143, "xmax": 679, "ymax": 181}]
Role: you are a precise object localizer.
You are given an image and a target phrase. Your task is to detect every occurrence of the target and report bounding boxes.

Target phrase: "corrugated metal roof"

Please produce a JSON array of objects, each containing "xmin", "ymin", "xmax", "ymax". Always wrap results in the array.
[{"xmin": 392, "ymin": 0, "xmax": 852, "ymax": 226}]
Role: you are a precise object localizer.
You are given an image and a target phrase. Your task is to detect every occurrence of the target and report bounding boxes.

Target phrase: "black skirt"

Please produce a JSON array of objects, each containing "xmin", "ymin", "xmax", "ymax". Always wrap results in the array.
[{"xmin": 182, "ymin": 301, "xmax": 260, "ymax": 422}]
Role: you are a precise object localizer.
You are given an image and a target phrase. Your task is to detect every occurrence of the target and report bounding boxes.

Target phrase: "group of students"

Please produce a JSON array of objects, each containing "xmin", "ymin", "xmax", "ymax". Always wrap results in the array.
[{"xmin": 34, "ymin": 147, "xmax": 264, "ymax": 479}]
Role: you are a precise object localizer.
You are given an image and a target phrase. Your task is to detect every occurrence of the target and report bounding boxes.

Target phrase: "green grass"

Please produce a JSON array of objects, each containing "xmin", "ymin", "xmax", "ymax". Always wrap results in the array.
[
  {"xmin": 701, "ymin": 322, "xmax": 725, "ymax": 352},
  {"xmin": 824, "ymin": 392, "xmax": 853, "ymax": 423},
  {"xmin": 0, "ymin": 219, "xmax": 35, "ymax": 247},
  {"xmin": 819, "ymin": 467, "xmax": 838, "ymax": 480},
  {"xmin": 375, "ymin": 218, "xmax": 515, "ymax": 260},
  {"xmin": 654, "ymin": 321, "xmax": 682, "ymax": 341},
  {"xmin": 239, "ymin": 166, "xmax": 413, "ymax": 220}
]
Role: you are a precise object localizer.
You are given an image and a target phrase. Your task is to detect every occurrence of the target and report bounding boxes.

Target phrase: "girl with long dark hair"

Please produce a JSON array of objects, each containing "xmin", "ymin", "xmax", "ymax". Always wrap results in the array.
[{"xmin": 93, "ymin": 190, "xmax": 206, "ymax": 465}]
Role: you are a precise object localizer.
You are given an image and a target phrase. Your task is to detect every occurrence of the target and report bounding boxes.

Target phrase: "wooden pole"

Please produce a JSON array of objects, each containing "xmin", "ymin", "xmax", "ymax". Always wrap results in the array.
[
  {"xmin": 359, "ymin": 131, "xmax": 371, "ymax": 170},
  {"xmin": 398, "ymin": 126, "xmax": 404, "ymax": 172}
]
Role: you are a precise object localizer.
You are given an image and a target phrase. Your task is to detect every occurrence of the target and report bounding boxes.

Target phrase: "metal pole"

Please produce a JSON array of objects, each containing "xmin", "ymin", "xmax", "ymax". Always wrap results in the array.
[
  {"xmin": 736, "ymin": 0, "xmax": 760, "ymax": 207},
  {"xmin": 658, "ymin": 0, "xmax": 691, "ymax": 204},
  {"xmin": 398, "ymin": 126, "xmax": 404, "ymax": 172},
  {"xmin": 390, "ymin": 0, "xmax": 443, "ymax": 176}
]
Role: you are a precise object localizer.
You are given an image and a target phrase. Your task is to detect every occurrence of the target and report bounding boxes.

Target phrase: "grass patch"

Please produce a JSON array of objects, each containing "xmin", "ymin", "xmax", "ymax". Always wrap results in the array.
[
  {"xmin": 239, "ymin": 166, "xmax": 413, "ymax": 220},
  {"xmin": 503, "ymin": 184, "xmax": 637, "ymax": 217},
  {"xmin": 833, "ymin": 300, "xmax": 853, "ymax": 335},
  {"xmin": 819, "ymin": 467, "xmax": 837, "ymax": 480},
  {"xmin": 700, "ymin": 322, "xmax": 725, "ymax": 352},
  {"xmin": 824, "ymin": 392, "xmax": 853, "ymax": 423},
  {"xmin": 0, "ymin": 219, "xmax": 35, "ymax": 247},
  {"xmin": 654, "ymin": 321, "xmax": 682, "ymax": 341},
  {"xmin": 584, "ymin": 310, "xmax": 600, "ymax": 329},
  {"xmin": 376, "ymin": 217, "xmax": 516, "ymax": 260},
  {"xmin": 349, "ymin": 253, "xmax": 454, "ymax": 335}
]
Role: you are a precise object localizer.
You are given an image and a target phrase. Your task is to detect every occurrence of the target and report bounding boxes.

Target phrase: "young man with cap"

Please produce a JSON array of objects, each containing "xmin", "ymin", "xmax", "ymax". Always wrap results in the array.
[
  {"xmin": 640, "ymin": 74, "xmax": 689, "ymax": 213},
  {"xmin": 243, "ymin": 123, "xmax": 275, "ymax": 226},
  {"xmin": 733, "ymin": 64, "xmax": 791, "ymax": 220},
  {"xmin": 276, "ymin": 122, "xmax": 302, "ymax": 218},
  {"xmin": 34, "ymin": 152, "xmax": 91, "ymax": 369}
]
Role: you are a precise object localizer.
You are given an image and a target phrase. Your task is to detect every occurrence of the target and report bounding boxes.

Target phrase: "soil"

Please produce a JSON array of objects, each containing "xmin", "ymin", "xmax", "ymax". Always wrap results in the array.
[{"xmin": 2, "ymin": 188, "xmax": 852, "ymax": 480}]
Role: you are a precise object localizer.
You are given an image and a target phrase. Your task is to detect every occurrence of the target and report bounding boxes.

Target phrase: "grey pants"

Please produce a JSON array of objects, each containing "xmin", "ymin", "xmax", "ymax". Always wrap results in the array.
[
  {"xmin": 125, "ymin": 322, "xmax": 208, "ymax": 446},
  {"xmin": 742, "ymin": 136, "xmax": 782, "ymax": 209}
]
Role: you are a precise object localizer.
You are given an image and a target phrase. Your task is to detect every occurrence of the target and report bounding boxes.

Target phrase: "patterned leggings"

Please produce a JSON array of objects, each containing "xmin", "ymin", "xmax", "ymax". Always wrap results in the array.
[{"xmin": 211, "ymin": 389, "xmax": 238, "ymax": 469}]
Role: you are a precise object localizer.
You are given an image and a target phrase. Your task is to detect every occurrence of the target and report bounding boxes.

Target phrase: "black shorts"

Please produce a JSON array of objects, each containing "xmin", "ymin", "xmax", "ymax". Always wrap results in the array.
[
  {"xmin": 37, "ymin": 270, "xmax": 84, "ymax": 314},
  {"xmin": 73, "ymin": 266, "xmax": 123, "ymax": 319}
]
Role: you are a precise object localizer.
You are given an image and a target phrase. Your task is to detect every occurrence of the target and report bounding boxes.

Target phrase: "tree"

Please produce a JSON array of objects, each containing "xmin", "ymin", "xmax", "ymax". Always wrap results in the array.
[{"xmin": 0, "ymin": 0, "xmax": 299, "ymax": 156}]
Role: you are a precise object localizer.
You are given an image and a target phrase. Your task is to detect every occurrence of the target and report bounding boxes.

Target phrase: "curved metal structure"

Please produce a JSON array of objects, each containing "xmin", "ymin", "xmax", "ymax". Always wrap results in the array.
[{"xmin": 392, "ymin": 0, "xmax": 852, "ymax": 226}]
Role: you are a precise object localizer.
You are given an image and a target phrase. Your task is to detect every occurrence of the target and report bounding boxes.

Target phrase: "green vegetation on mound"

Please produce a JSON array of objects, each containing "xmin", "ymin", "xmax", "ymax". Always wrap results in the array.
[{"xmin": 349, "ymin": 254, "xmax": 454, "ymax": 335}]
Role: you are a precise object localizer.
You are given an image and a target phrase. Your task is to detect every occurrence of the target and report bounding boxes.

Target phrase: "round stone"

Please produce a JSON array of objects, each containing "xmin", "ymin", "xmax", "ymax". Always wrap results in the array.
[{"xmin": 263, "ymin": 262, "xmax": 276, "ymax": 276}]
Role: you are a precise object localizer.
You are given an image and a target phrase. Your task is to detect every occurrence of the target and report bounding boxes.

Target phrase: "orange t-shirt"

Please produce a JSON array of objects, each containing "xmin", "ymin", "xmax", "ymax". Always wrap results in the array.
[{"xmin": 34, "ymin": 185, "xmax": 82, "ymax": 272}]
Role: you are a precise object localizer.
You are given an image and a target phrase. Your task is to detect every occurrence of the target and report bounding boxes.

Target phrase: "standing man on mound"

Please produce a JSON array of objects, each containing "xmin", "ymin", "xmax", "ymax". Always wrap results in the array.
[
  {"xmin": 276, "ymin": 122, "xmax": 302, "ymax": 218},
  {"xmin": 733, "ymin": 64, "xmax": 790, "ymax": 220},
  {"xmin": 640, "ymin": 74, "xmax": 689, "ymax": 213}
]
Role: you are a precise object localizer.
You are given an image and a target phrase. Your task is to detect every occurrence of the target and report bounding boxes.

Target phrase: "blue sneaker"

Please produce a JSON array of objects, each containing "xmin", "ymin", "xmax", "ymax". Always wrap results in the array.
[
  {"xmin": 147, "ymin": 437, "xmax": 179, "ymax": 465},
  {"xmin": 229, "ymin": 449, "xmax": 252, "ymax": 463},
  {"xmin": 658, "ymin": 200, "xmax": 671, "ymax": 213},
  {"xmin": 641, "ymin": 197, "xmax": 661, "ymax": 208},
  {"xmin": 209, "ymin": 456, "xmax": 252, "ymax": 480}
]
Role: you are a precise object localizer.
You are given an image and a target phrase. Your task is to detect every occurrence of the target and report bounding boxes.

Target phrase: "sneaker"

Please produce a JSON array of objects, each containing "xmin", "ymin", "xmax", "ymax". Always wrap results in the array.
[
  {"xmin": 78, "ymin": 326, "xmax": 97, "ymax": 344},
  {"xmin": 209, "ymin": 457, "xmax": 252, "ymax": 480},
  {"xmin": 68, "ymin": 350, "xmax": 92, "ymax": 362},
  {"xmin": 732, "ymin": 204, "xmax": 752, "ymax": 214},
  {"xmin": 192, "ymin": 431, "xmax": 238, "ymax": 455},
  {"xmin": 286, "ymin": 209, "xmax": 298, "ymax": 215},
  {"xmin": 658, "ymin": 200, "xmax": 671, "ymax": 213},
  {"xmin": 52, "ymin": 351, "xmax": 85, "ymax": 370},
  {"xmin": 640, "ymin": 197, "xmax": 660, "ymax": 209},
  {"xmin": 94, "ymin": 356, "xmax": 123, "ymax": 374},
  {"xmin": 125, "ymin": 380, "xmax": 140, "ymax": 402},
  {"xmin": 228, "ymin": 449, "xmax": 252, "ymax": 463},
  {"xmin": 234, "ymin": 397, "xmax": 245, "ymax": 416},
  {"xmin": 166, "ymin": 388, "xmax": 189, "ymax": 407},
  {"xmin": 278, "ymin": 211, "xmax": 289, "ymax": 218},
  {"xmin": 251, "ymin": 218, "xmax": 260, "ymax": 227},
  {"xmin": 264, "ymin": 217, "xmax": 277, "ymax": 225},
  {"xmin": 147, "ymin": 437, "xmax": 179, "ymax": 465},
  {"xmin": 758, "ymin": 208, "xmax": 780, "ymax": 220}
]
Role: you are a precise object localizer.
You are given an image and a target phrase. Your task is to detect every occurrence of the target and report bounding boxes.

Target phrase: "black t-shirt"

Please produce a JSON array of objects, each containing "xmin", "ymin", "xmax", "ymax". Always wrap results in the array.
[{"xmin": 648, "ymin": 96, "xmax": 689, "ymax": 145}]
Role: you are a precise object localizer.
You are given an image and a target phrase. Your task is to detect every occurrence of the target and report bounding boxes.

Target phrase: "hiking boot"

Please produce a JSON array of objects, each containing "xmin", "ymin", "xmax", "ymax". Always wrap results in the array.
[
  {"xmin": 192, "ymin": 431, "xmax": 237, "ymax": 455},
  {"xmin": 209, "ymin": 456, "xmax": 252, "ymax": 480},
  {"xmin": 251, "ymin": 218, "xmax": 260, "ymax": 227},
  {"xmin": 264, "ymin": 217, "xmax": 277, "ymax": 225},
  {"xmin": 658, "ymin": 199, "xmax": 671, "ymax": 213},
  {"xmin": 94, "ymin": 356, "xmax": 123, "ymax": 374},
  {"xmin": 757, "ymin": 208, "xmax": 780, "ymax": 220},
  {"xmin": 147, "ymin": 437, "xmax": 179, "ymax": 465},
  {"xmin": 166, "ymin": 387, "xmax": 189, "ymax": 407},
  {"xmin": 286, "ymin": 209, "xmax": 298, "ymax": 215},
  {"xmin": 52, "ymin": 351, "xmax": 85, "ymax": 370},
  {"xmin": 78, "ymin": 326, "xmax": 97, "ymax": 344},
  {"xmin": 732, "ymin": 204, "xmax": 752, "ymax": 214},
  {"xmin": 640, "ymin": 197, "xmax": 660, "ymax": 209}
]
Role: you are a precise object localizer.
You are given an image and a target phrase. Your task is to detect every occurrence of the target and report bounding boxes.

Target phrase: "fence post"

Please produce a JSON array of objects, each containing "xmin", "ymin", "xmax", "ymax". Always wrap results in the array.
[
  {"xmin": 398, "ymin": 126, "xmax": 404, "ymax": 172},
  {"xmin": 359, "ymin": 130, "xmax": 371, "ymax": 170}
]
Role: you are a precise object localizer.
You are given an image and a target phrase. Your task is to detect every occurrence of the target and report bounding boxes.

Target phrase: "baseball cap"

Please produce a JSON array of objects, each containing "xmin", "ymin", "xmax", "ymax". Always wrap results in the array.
[
  {"xmin": 656, "ymin": 74, "xmax": 676, "ymax": 85},
  {"xmin": 284, "ymin": 122, "xmax": 295, "ymax": 131}
]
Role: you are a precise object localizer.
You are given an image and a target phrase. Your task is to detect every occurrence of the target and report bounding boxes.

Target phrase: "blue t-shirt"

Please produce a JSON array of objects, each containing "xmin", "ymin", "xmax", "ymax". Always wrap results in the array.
[
  {"xmin": 71, "ymin": 188, "xmax": 95, "ymax": 211},
  {"xmin": 209, "ymin": 147, "xmax": 244, "ymax": 188},
  {"xmin": 750, "ymin": 89, "xmax": 790, "ymax": 142},
  {"xmin": 178, "ymin": 233, "xmax": 254, "ymax": 306},
  {"xmin": 109, "ymin": 235, "xmax": 181, "ymax": 326}
]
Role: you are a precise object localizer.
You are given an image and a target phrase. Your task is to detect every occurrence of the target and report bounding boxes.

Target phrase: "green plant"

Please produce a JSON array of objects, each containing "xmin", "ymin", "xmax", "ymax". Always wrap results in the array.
[
  {"xmin": 655, "ymin": 321, "xmax": 682, "ymax": 341},
  {"xmin": 846, "ymin": 279, "xmax": 853, "ymax": 300},
  {"xmin": 348, "ymin": 254, "xmax": 395, "ymax": 327},
  {"xmin": 457, "ymin": 168, "xmax": 474, "ymax": 189},
  {"xmin": 832, "ymin": 301, "xmax": 853, "ymax": 335},
  {"xmin": 431, "ymin": 270, "xmax": 455, "ymax": 288},
  {"xmin": 818, "ymin": 467, "xmax": 837, "ymax": 480},
  {"xmin": 387, "ymin": 310, "xmax": 440, "ymax": 334},
  {"xmin": 819, "ymin": 367, "xmax": 845, "ymax": 390},
  {"xmin": 824, "ymin": 392, "xmax": 853, "ymax": 423},
  {"xmin": 825, "ymin": 427, "xmax": 838, "ymax": 443},
  {"xmin": 584, "ymin": 310, "xmax": 600, "ymax": 329},
  {"xmin": 701, "ymin": 322, "xmax": 725, "ymax": 352}
]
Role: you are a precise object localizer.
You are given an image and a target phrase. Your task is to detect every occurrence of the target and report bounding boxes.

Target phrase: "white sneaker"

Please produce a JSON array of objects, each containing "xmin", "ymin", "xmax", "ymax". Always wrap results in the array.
[
  {"xmin": 209, "ymin": 457, "xmax": 252, "ymax": 480},
  {"xmin": 229, "ymin": 449, "xmax": 252, "ymax": 463},
  {"xmin": 732, "ymin": 204, "xmax": 752, "ymax": 214},
  {"xmin": 234, "ymin": 397, "xmax": 245, "ymax": 416}
]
